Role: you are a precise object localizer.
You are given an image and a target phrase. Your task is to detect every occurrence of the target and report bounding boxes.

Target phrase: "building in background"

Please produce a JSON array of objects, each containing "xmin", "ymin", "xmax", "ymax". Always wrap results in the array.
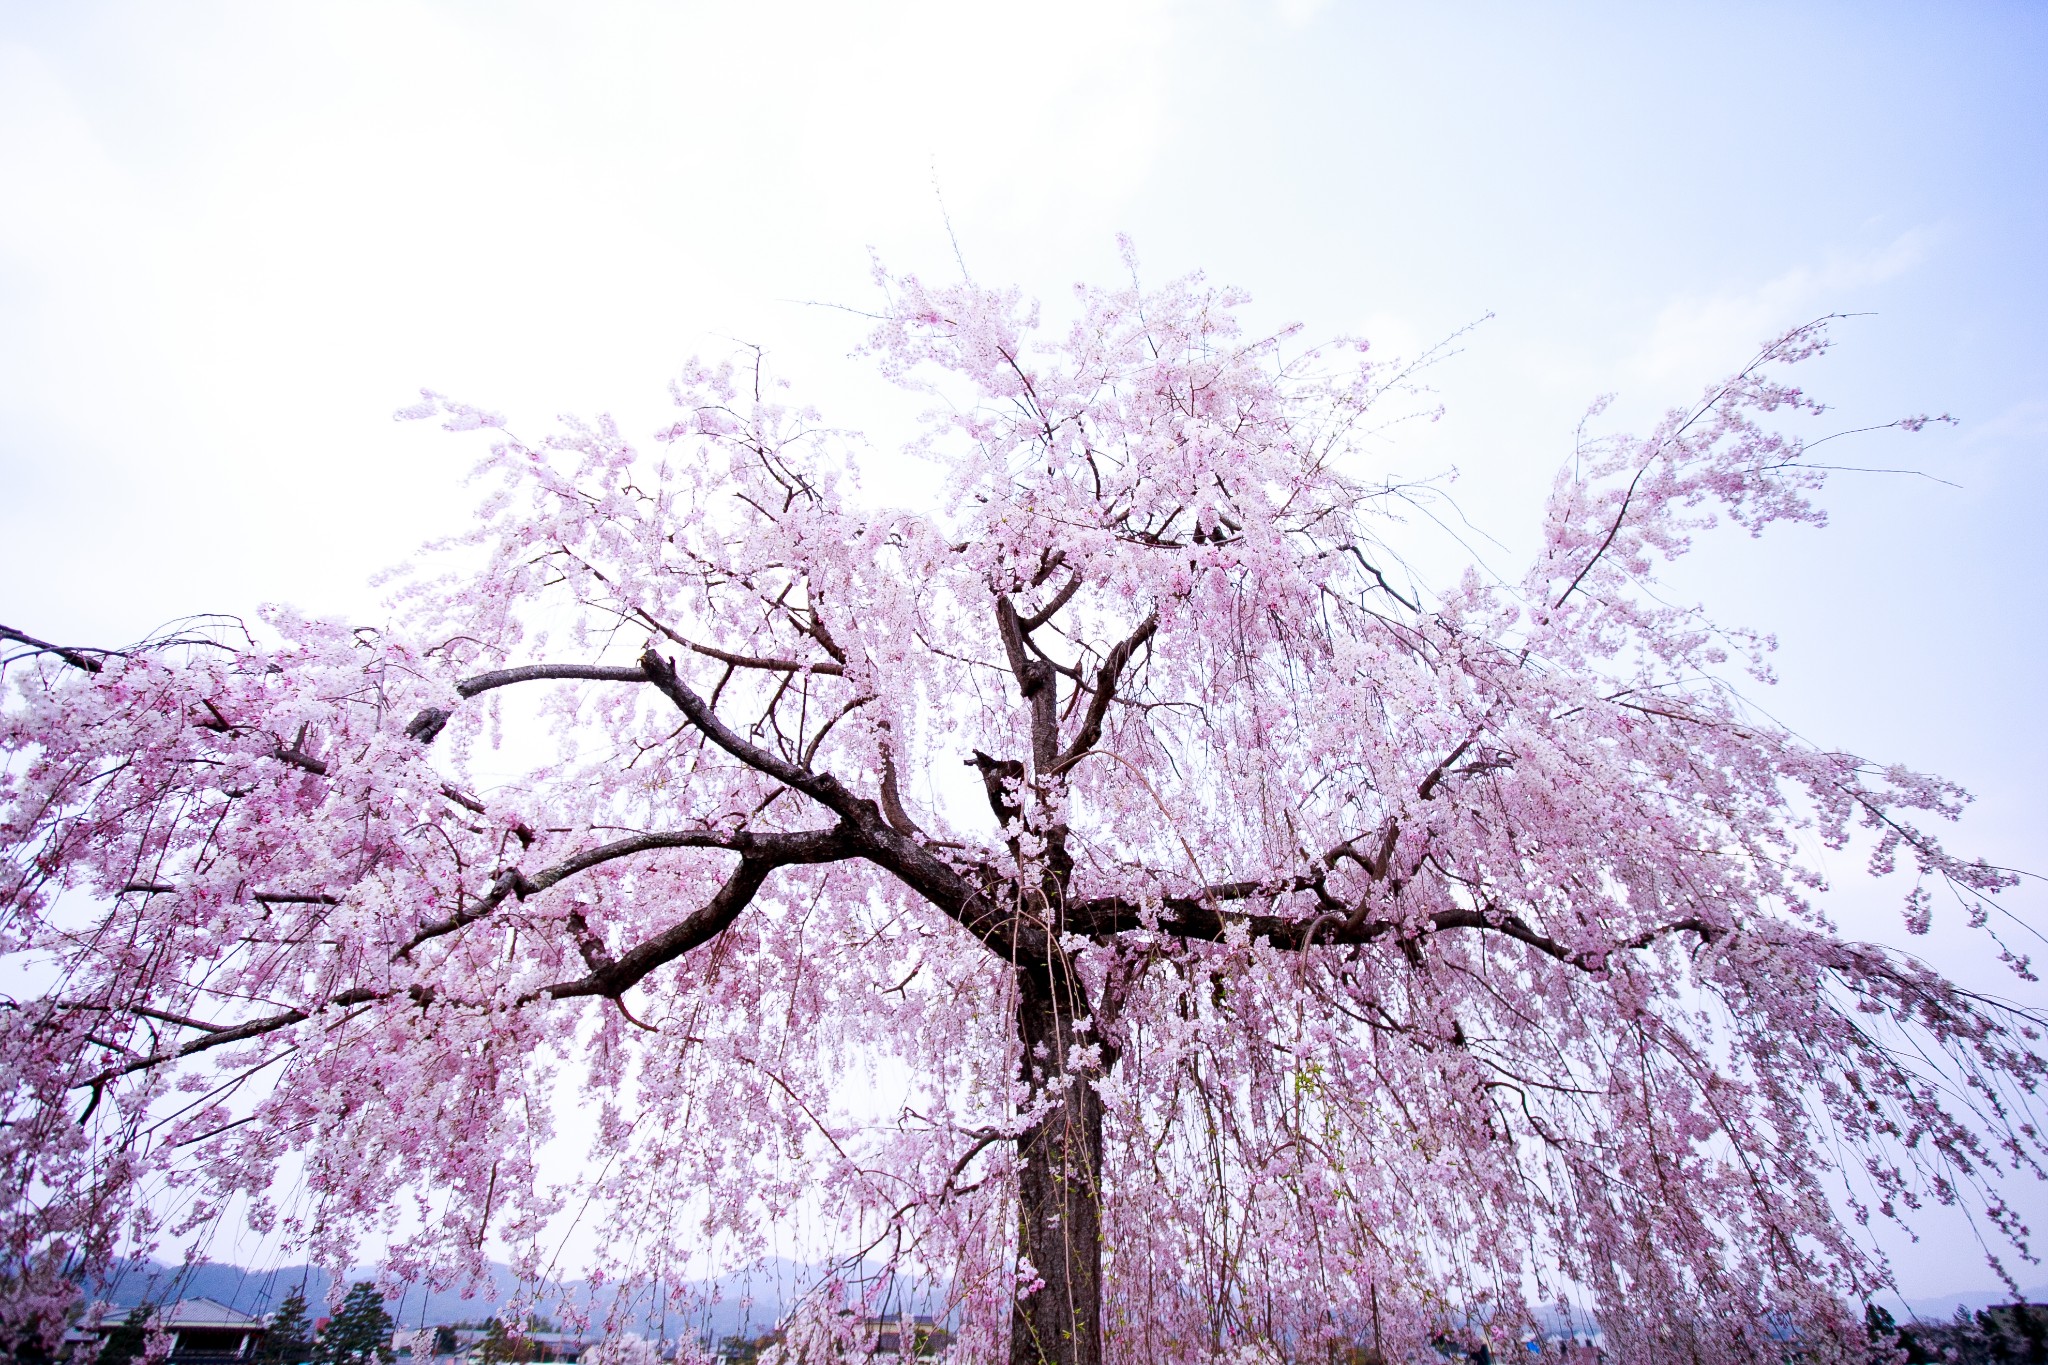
[{"xmin": 63, "ymin": 1298, "xmax": 268, "ymax": 1363}]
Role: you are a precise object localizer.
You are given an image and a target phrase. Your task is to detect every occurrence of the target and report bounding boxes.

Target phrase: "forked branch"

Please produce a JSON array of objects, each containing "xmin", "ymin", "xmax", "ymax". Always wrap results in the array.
[{"xmin": 1051, "ymin": 610, "xmax": 1158, "ymax": 774}]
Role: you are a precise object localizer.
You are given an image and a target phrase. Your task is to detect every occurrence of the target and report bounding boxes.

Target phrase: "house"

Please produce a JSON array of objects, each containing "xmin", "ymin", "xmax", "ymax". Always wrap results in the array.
[
  {"xmin": 857, "ymin": 1315, "xmax": 949, "ymax": 1358},
  {"xmin": 64, "ymin": 1298, "xmax": 268, "ymax": 1363},
  {"xmin": 713, "ymin": 1314, "xmax": 949, "ymax": 1362}
]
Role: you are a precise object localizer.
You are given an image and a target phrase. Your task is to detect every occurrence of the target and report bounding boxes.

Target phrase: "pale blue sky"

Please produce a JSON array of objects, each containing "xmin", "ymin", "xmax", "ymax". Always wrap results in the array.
[{"xmin": 1, "ymin": 0, "xmax": 2043, "ymax": 1304}]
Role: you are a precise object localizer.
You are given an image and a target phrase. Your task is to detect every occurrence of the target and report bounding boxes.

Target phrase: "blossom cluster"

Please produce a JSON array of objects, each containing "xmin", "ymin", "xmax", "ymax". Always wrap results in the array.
[{"xmin": 0, "ymin": 258, "xmax": 2030, "ymax": 1365}]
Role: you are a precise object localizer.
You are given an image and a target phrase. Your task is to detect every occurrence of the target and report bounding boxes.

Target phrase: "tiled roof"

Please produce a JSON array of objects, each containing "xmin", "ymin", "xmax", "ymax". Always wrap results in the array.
[{"xmin": 160, "ymin": 1297, "xmax": 267, "ymax": 1329}]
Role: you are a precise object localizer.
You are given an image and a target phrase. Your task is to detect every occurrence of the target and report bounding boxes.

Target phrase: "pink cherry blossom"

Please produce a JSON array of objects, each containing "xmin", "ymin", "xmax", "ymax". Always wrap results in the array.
[{"xmin": 0, "ymin": 261, "xmax": 2031, "ymax": 1365}]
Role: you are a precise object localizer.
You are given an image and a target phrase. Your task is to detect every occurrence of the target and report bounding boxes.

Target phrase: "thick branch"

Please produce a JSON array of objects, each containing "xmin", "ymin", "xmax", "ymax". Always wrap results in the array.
[
  {"xmin": 191, "ymin": 713, "xmax": 334, "ymax": 775},
  {"xmin": 539, "ymin": 824, "xmax": 864, "ymax": 1002},
  {"xmin": 84, "ymin": 984, "xmax": 415, "ymax": 1087},
  {"xmin": 74, "ymin": 634, "xmax": 1039, "ymax": 1098},
  {"xmin": 1072, "ymin": 886, "xmax": 1724, "ymax": 966},
  {"xmin": 1050, "ymin": 610, "xmax": 1158, "ymax": 775},
  {"xmin": 86, "ymin": 647, "xmax": 1028, "ymax": 1093},
  {"xmin": 636, "ymin": 646, "xmax": 1010, "ymax": 952},
  {"xmin": 876, "ymin": 729, "xmax": 924, "ymax": 837},
  {"xmin": 121, "ymin": 883, "xmax": 340, "ymax": 906},
  {"xmin": 968, "ymin": 750, "xmax": 1025, "ymax": 827},
  {"xmin": 84, "ymin": 826, "xmax": 860, "ymax": 1088},
  {"xmin": 639, "ymin": 648, "xmax": 854, "ymax": 814},
  {"xmin": 407, "ymin": 662, "xmax": 651, "ymax": 742},
  {"xmin": 455, "ymin": 663, "xmax": 652, "ymax": 698},
  {"xmin": 0, "ymin": 624, "xmax": 107, "ymax": 674},
  {"xmin": 397, "ymin": 826, "xmax": 833, "ymax": 959},
  {"xmin": 1018, "ymin": 572, "xmax": 1083, "ymax": 632},
  {"xmin": 993, "ymin": 597, "xmax": 1059, "ymax": 771},
  {"xmin": 686, "ymin": 641, "xmax": 844, "ymax": 677},
  {"xmin": 542, "ymin": 851, "xmax": 799, "ymax": 1002}
]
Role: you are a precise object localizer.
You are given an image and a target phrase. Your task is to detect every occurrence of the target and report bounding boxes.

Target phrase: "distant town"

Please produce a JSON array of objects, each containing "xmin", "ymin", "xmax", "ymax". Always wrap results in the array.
[
  {"xmin": 59, "ymin": 1289, "xmax": 951, "ymax": 1363},
  {"xmin": 50, "ymin": 1261, "xmax": 2048, "ymax": 1365}
]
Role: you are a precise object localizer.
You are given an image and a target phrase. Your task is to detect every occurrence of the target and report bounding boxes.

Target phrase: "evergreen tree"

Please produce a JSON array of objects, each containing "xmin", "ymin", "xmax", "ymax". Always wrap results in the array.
[
  {"xmin": 475, "ymin": 1316, "xmax": 538, "ymax": 1363},
  {"xmin": 1976, "ymin": 1305, "xmax": 2048, "ymax": 1365},
  {"xmin": 313, "ymin": 1282, "xmax": 395, "ymax": 1365},
  {"xmin": 261, "ymin": 1286, "xmax": 316, "ymax": 1365},
  {"xmin": 0, "ymin": 1268, "xmax": 71, "ymax": 1365},
  {"xmin": 1936, "ymin": 1306, "xmax": 1993, "ymax": 1365},
  {"xmin": 1866, "ymin": 1303, "xmax": 1936, "ymax": 1365},
  {"xmin": 98, "ymin": 1305, "xmax": 153, "ymax": 1365},
  {"xmin": 2017, "ymin": 1305, "xmax": 2048, "ymax": 1365},
  {"xmin": 0, "ymin": 1322, "xmax": 56, "ymax": 1365}
]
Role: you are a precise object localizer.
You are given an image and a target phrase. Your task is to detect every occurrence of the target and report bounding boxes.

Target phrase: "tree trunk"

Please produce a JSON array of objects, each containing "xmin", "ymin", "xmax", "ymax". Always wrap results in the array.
[{"xmin": 1011, "ymin": 967, "xmax": 1107, "ymax": 1365}]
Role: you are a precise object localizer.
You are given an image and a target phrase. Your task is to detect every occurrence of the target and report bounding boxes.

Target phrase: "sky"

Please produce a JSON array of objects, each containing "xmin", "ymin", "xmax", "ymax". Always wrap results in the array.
[{"xmin": 2, "ymin": 0, "xmax": 2045, "ymax": 1307}]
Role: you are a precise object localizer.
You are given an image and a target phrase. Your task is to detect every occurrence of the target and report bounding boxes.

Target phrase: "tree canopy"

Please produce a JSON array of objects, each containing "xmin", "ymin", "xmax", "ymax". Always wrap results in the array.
[
  {"xmin": 314, "ymin": 1282, "xmax": 394, "ymax": 1365},
  {"xmin": 261, "ymin": 1285, "xmax": 315, "ymax": 1365},
  {"xmin": 0, "ymin": 256, "xmax": 2037, "ymax": 1365}
]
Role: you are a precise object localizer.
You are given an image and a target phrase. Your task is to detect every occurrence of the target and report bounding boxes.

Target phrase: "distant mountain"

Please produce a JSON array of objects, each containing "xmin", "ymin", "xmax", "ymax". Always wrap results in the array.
[
  {"xmin": 88, "ymin": 1258, "xmax": 2043, "ymax": 1344},
  {"xmin": 87, "ymin": 1254, "xmax": 943, "ymax": 1344},
  {"xmin": 1877, "ymin": 1284, "xmax": 2048, "ymax": 1325}
]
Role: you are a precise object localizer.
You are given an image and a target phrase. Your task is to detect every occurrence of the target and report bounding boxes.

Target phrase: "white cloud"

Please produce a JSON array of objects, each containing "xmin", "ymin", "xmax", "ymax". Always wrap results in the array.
[
  {"xmin": 1630, "ymin": 226, "xmax": 1937, "ymax": 390},
  {"xmin": 0, "ymin": 1, "xmax": 1192, "ymax": 633}
]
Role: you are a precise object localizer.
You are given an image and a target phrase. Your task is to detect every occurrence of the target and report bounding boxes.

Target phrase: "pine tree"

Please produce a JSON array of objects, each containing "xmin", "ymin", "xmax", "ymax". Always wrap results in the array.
[
  {"xmin": 313, "ymin": 1282, "xmax": 395, "ymax": 1365},
  {"xmin": 475, "ymin": 1316, "xmax": 538, "ymax": 1363},
  {"xmin": 261, "ymin": 1286, "xmax": 316, "ymax": 1365},
  {"xmin": 98, "ymin": 1305, "xmax": 153, "ymax": 1365}
]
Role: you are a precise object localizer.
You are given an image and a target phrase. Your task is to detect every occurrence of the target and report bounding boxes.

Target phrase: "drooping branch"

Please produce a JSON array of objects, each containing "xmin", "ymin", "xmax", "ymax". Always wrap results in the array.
[
  {"xmin": 84, "ymin": 983, "xmax": 416, "ymax": 1087},
  {"xmin": 82, "ymin": 825, "xmax": 862, "ymax": 1087}
]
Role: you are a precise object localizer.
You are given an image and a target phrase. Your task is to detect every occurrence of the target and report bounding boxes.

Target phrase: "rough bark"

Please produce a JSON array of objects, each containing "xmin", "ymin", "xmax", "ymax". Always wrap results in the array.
[{"xmin": 1011, "ymin": 964, "xmax": 1108, "ymax": 1365}]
